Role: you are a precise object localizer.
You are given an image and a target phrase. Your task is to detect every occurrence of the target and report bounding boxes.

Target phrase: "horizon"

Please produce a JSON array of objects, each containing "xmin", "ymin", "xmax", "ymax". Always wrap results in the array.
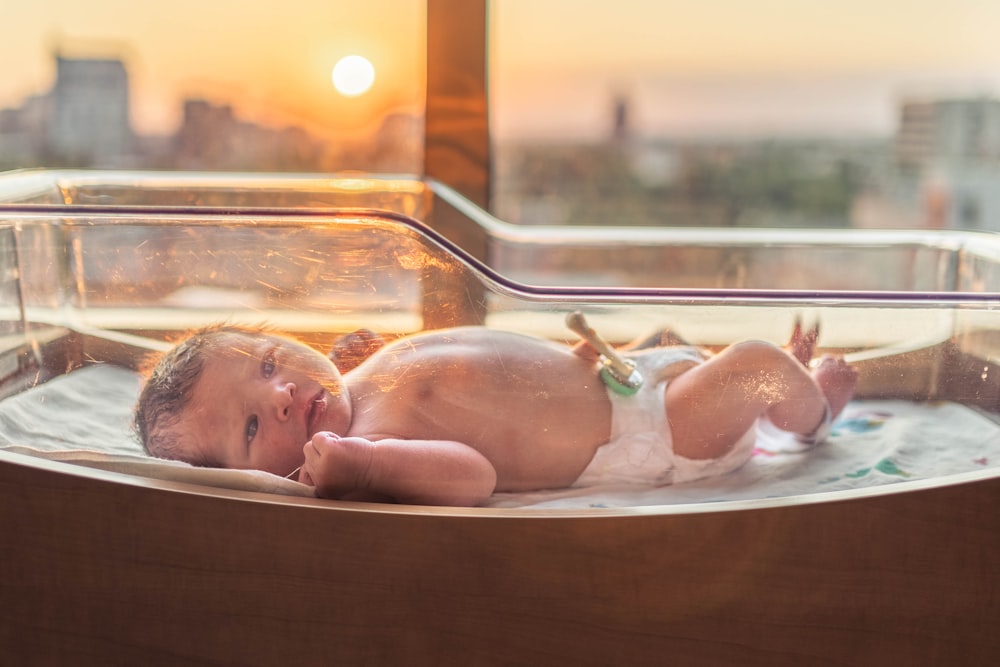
[{"xmin": 2, "ymin": 1, "xmax": 999, "ymax": 143}]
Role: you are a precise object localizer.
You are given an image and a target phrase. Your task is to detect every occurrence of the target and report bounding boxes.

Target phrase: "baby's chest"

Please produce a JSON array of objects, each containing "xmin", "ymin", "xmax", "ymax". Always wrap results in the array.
[{"xmin": 358, "ymin": 374, "xmax": 610, "ymax": 445}]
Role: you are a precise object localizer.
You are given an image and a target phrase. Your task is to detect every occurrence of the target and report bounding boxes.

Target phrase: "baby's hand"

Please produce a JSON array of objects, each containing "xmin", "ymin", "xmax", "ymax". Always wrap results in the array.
[{"xmin": 300, "ymin": 432, "xmax": 375, "ymax": 498}]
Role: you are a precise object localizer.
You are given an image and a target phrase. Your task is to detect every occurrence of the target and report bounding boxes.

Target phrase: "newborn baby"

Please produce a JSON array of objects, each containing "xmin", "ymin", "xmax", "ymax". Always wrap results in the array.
[{"xmin": 134, "ymin": 318, "xmax": 856, "ymax": 506}]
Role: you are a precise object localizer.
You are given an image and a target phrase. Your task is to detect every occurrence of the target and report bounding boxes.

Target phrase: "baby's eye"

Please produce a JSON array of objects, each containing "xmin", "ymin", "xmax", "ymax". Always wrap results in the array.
[
  {"xmin": 246, "ymin": 415, "xmax": 259, "ymax": 445},
  {"xmin": 261, "ymin": 350, "xmax": 276, "ymax": 378}
]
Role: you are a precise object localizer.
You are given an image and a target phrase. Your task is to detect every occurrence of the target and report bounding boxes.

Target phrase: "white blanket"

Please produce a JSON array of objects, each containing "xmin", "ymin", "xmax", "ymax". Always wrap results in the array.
[
  {"xmin": 0, "ymin": 365, "xmax": 312, "ymax": 497},
  {"xmin": 1, "ymin": 364, "xmax": 998, "ymax": 509}
]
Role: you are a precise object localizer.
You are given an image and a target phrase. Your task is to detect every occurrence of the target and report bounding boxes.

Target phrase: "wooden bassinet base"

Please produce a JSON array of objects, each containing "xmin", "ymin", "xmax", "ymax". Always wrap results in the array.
[{"xmin": 1, "ymin": 451, "xmax": 998, "ymax": 665}]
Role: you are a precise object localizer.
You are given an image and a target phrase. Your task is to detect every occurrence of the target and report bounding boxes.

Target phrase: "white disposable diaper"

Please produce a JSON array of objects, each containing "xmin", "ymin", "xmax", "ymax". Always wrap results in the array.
[{"xmin": 572, "ymin": 346, "xmax": 756, "ymax": 488}]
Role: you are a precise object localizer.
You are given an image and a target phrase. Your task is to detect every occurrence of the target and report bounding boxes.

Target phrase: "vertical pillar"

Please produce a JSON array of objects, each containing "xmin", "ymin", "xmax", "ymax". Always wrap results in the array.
[{"xmin": 422, "ymin": 0, "xmax": 489, "ymax": 327}]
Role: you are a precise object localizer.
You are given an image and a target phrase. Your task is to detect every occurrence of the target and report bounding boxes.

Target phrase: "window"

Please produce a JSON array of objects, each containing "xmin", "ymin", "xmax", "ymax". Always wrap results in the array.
[
  {"xmin": 490, "ymin": 1, "xmax": 1000, "ymax": 230},
  {"xmin": 0, "ymin": 1, "xmax": 425, "ymax": 173},
  {"xmin": 5, "ymin": 2, "xmax": 1000, "ymax": 232}
]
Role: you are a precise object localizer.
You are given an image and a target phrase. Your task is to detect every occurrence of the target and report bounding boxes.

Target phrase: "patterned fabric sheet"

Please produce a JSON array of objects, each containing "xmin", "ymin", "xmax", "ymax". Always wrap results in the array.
[
  {"xmin": 1, "ymin": 365, "xmax": 999, "ymax": 509},
  {"xmin": 488, "ymin": 400, "xmax": 1000, "ymax": 509}
]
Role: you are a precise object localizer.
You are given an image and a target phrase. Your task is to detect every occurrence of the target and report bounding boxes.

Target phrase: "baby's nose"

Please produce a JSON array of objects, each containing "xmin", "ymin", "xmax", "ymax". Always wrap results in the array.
[{"xmin": 274, "ymin": 382, "xmax": 296, "ymax": 421}]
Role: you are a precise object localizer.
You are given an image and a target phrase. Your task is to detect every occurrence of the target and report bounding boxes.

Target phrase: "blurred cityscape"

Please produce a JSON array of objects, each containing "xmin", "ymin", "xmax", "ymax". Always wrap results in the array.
[
  {"xmin": 497, "ymin": 93, "xmax": 1000, "ymax": 231},
  {"xmin": 2, "ymin": 51, "xmax": 1000, "ymax": 231},
  {"xmin": 0, "ymin": 52, "xmax": 422, "ymax": 175}
]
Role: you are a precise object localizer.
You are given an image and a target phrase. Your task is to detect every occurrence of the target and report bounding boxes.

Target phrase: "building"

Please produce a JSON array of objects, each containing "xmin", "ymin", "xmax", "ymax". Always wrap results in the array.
[
  {"xmin": 48, "ymin": 55, "xmax": 133, "ymax": 165},
  {"xmin": 0, "ymin": 93, "xmax": 49, "ymax": 166},
  {"xmin": 858, "ymin": 96, "xmax": 1000, "ymax": 230},
  {"xmin": 172, "ymin": 98, "xmax": 327, "ymax": 171},
  {"xmin": 895, "ymin": 97, "xmax": 1000, "ymax": 171},
  {"xmin": 0, "ymin": 53, "xmax": 135, "ymax": 168}
]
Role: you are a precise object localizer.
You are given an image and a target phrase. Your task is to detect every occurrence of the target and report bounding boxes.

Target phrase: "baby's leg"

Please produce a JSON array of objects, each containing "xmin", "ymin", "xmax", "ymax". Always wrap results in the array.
[{"xmin": 664, "ymin": 340, "xmax": 855, "ymax": 461}]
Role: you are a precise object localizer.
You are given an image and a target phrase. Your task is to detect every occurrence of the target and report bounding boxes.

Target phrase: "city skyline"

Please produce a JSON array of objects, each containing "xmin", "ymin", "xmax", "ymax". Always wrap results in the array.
[
  {"xmin": 3, "ymin": 23, "xmax": 1000, "ymax": 235},
  {"xmin": 3, "ymin": 1, "xmax": 1000, "ymax": 142},
  {"xmin": 491, "ymin": 0, "xmax": 1000, "ymax": 140},
  {"xmin": 1, "ymin": 0, "xmax": 425, "ymax": 141}
]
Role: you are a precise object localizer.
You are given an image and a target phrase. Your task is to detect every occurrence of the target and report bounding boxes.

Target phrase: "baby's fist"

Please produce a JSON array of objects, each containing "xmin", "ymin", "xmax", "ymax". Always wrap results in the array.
[{"xmin": 301, "ymin": 432, "xmax": 374, "ymax": 498}]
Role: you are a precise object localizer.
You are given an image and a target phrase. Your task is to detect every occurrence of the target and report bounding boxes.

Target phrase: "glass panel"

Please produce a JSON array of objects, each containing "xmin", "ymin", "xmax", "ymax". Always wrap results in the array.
[
  {"xmin": 490, "ymin": 1, "xmax": 1000, "ymax": 231},
  {"xmin": 3, "ymin": 172, "xmax": 1000, "ymax": 506},
  {"xmin": 0, "ymin": 2, "xmax": 425, "ymax": 173},
  {"xmin": 0, "ymin": 226, "xmax": 25, "ymax": 337}
]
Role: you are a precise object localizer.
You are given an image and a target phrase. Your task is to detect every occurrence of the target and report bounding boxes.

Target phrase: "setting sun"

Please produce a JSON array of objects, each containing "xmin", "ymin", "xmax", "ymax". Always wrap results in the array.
[{"xmin": 332, "ymin": 55, "xmax": 376, "ymax": 97}]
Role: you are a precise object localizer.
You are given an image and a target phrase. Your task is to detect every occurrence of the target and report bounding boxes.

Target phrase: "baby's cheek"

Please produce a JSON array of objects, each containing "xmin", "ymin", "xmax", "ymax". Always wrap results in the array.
[{"xmin": 264, "ymin": 437, "xmax": 308, "ymax": 477}]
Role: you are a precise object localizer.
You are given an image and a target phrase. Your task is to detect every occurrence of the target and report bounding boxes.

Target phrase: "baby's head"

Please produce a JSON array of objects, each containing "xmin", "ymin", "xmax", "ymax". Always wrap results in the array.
[{"xmin": 135, "ymin": 324, "xmax": 351, "ymax": 477}]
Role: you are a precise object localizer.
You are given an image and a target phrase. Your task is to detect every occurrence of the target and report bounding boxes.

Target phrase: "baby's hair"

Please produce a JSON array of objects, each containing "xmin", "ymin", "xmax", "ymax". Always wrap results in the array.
[{"xmin": 133, "ymin": 323, "xmax": 274, "ymax": 464}]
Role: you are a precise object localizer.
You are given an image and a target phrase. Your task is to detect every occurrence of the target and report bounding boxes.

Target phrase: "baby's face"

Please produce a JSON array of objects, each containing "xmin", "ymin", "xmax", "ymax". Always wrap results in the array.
[{"xmin": 172, "ymin": 333, "xmax": 352, "ymax": 477}]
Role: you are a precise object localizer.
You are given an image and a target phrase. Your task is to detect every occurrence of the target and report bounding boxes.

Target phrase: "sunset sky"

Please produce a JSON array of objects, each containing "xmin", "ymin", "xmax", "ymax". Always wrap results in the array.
[
  {"xmin": 0, "ymin": 0, "xmax": 426, "ymax": 139},
  {"xmin": 2, "ymin": 1, "xmax": 999, "ymax": 141}
]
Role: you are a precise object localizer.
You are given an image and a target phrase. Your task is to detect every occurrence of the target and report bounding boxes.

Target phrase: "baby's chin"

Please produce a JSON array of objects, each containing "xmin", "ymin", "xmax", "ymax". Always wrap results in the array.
[
  {"xmin": 318, "ymin": 389, "xmax": 352, "ymax": 436},
  {"xmin": 275, "ymin": 456, "xmax": 299, "ymax": 474}
]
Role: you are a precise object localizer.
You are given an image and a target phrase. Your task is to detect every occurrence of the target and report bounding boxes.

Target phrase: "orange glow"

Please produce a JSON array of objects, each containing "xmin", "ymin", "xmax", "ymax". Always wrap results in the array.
[
  {"xmin": 0, "ymin": 1, "xmax": 425, "ymax": 141},
  {"xmin": 3, "ymin": 1, "xmax": 1000, "ymax": 143},
  {"xmin": 490, "ymin": 0, "xmax": 1000, "ymax": 140}
]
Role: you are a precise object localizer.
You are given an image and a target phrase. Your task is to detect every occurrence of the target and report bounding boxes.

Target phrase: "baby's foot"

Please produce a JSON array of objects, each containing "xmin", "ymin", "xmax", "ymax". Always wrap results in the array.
[
  {"xmin": 787, "ymin": 317, "xmax": 820, "ymax": 367},
  {"xmin": 811, "ymin": 355, "xmax": 858, "ymax": 420}
]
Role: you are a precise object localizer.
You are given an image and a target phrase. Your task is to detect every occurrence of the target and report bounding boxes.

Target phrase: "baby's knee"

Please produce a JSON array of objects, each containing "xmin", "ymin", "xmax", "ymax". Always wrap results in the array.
[{"xmin": 720, "ymin": 339, "xmax": 787, "ymax": 369}]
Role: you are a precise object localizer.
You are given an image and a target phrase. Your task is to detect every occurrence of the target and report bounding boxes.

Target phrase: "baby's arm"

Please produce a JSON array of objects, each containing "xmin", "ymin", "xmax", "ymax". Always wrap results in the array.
[{"xmin": 301, "ymin": 432, "xmax": 497, "ymax": 507}]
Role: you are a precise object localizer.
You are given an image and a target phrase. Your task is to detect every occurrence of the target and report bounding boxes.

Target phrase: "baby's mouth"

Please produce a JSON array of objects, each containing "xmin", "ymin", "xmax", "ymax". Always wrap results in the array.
[{"xmin": 306, "ymin": 390, "xmax": 327, "ymax": 436}]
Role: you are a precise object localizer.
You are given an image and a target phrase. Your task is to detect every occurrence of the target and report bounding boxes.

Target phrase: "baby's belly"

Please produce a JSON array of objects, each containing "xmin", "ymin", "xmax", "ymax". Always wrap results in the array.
[
  {"xmin": 356, "ymin": 331, "xmax": 616, "ymax": 490},
  {"xmin": 485, "ymin": 406, "xmax": 608, "ymax": 489},
  {"xmin": 407, "ymin": 380, "xmax": 613, "ymax": 491}
]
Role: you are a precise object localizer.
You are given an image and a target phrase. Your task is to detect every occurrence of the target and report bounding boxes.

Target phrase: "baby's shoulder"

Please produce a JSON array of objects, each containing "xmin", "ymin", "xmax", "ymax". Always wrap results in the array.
[
  {"xmin": 380, "ymin": 327, "xmax": 549, "ymax": 355},
  {"xmin": 351, "ymin": 328, "xmax": 569, "ymax": 380}
]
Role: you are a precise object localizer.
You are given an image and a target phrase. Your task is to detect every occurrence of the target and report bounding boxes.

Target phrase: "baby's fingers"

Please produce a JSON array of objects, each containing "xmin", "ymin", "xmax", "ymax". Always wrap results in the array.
[{"xmin": 299, "ymin": 441, "xmax": 318, "ymax": 487}]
